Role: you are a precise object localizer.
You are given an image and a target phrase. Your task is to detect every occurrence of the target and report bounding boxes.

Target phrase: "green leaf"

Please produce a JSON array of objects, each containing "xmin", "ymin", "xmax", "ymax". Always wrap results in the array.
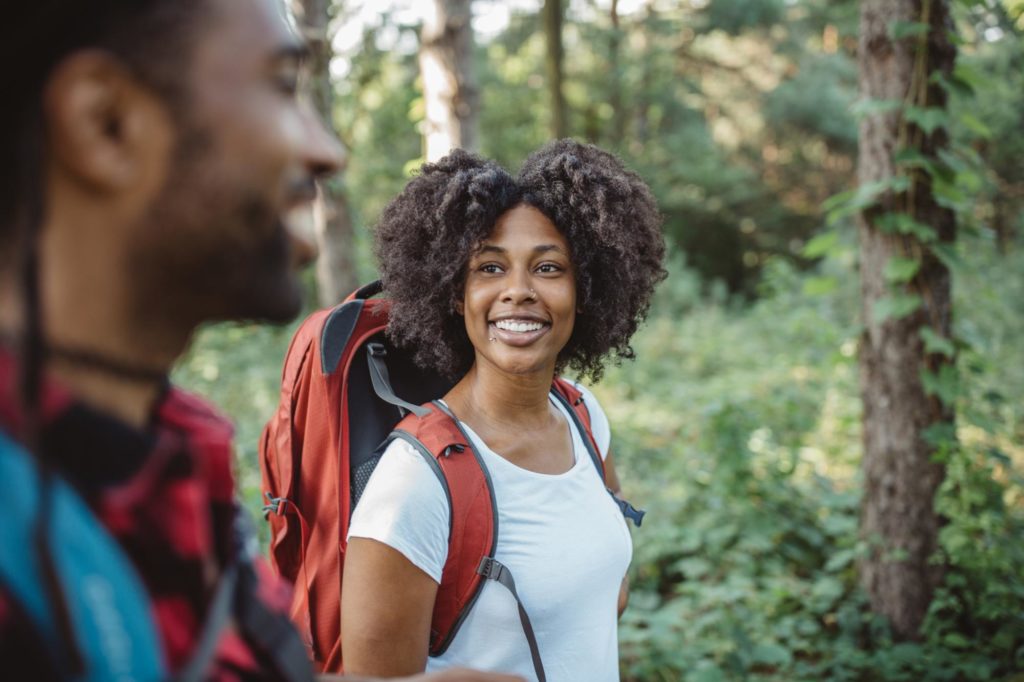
[
  {"xmin": 944, "ymin": 633, "xmax": 971, "ymax": 649},
  {"xmin": 676, "ymin": 557, "xmax": 712, "ymax": 579},
  {"xmin": 893, "ymin": 148, "xmax": 945, "ymax": 179},
  {"xmin": 825, "ymin": 547, "xmax": 857, "ymax": 572},
  {"xmin": 932, "ymin": 174, "xmax": 967, "ymax": 209},
  {"xmin": 921, "ymin": 364, "xmax": 959, "ymax": 406},
  {"xmin": 923, "ymin": 422, "xmax": 957, "ymax": 447},
  {"xmin": 850, "ymin": 98, "xmax": 902, "ymax": 119},
  {"xmin": 874, "ymin": 213, "xmax": 938, "ymax": 242},
  {"xmin": 750, "ymin": 642, "xmax": 793, "ymax": 667},
  {"xmin": 904, "ymin": 106, "xmax": 949, "ymax": 135},
  {"xmin": 931, "ymin": 242, "xmax": 963, "ymax": 271},
  {"xmin": 823, "ymin": 177, "xmax": 910, "ymax": 225},
  {"xmin": 952, "ymin": 62, "xmax": 990, "ymax": 93},
  {"xmin": 802, "ymin": 231, "xmax": 839, "ymax": 259},
  {"xmin": 803, "ymin": 276, "xmax": 838, "ymax": 296},
  {"xmin": 959, "ymin": 112, "xmax": 992, "ymax": 139},
  {"xmin": 930, "ymin": 71, "xmax": 973, "ymax": 97},
  {"xmin": 885, "ymin": 256, "xmax": 922, "ymax": 283},
  {"xmin": 872, "ymin": 293, "xmax": 922, "ymax": 323},
  {"xmin": 889, "ymin": 20, "xmax": 931, "ymax": 40},
  {"xmin": 920, "ymin": 327, "xmax": 956, "ymax": 358}
]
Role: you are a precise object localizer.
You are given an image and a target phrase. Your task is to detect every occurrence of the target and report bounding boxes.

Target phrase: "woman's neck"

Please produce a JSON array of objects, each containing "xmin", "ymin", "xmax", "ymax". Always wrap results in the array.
[{"xmin": 447, "ymin": 360, "xmax": 558, "ymax": 431}]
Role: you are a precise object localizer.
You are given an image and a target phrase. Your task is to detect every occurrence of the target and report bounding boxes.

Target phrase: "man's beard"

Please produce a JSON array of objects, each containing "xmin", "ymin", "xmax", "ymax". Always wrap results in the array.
[{"xmin": 127, "ymin": 127, "xmax": 305, "ymax": 332}]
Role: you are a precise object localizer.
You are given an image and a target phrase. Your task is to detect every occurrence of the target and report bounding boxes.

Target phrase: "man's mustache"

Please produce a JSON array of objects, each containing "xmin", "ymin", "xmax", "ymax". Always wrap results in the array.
[{"xmin": 287, "ymin": 177, "xmax": 318, "ymax": 204}]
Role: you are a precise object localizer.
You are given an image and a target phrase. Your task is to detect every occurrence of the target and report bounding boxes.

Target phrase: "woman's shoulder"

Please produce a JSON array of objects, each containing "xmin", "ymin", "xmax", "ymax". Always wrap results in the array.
[
  {"xmin": 348, "ymin": 436, "xmax": 451, "ymax": 583},
  {"xmin": 557, "ymin": 377, "xmax": 611, "ymax": 458}
]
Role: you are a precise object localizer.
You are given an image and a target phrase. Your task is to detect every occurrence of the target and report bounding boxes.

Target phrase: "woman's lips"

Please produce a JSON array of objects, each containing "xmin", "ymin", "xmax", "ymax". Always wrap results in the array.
[{"xmin": 488, "ymin": 321, "xmax": 551, "ymax": 347}]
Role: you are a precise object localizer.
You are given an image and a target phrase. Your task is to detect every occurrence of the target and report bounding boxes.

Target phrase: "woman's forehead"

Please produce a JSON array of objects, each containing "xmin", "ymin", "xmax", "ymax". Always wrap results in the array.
[{"xmin": 480, "ymin": 204, "xmax": 566, "ymax": 249}]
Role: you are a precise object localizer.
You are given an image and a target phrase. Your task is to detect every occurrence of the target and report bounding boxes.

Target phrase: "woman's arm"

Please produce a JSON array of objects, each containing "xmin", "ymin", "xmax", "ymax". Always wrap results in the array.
[
  {"xmin": 603, "ymin": 451, "xmax": 630, "ymax": 617},
  {"xmin": 341, "ymin": 538, "xmax": 439, "ymax": 676}
]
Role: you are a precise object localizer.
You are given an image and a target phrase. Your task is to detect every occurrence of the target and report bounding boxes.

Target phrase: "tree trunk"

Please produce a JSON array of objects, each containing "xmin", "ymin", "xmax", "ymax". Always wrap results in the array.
[
  {"xmin": 292, "ymin": 0, "xmax": 358, "ymax": 306},
  {"xmin": 419, "ymin": 0, "xmax": 478, "ymax": 162},
  {"xmin": 607, "ymin": 0, "xmax": 624, "ymax": 148},
  {"xmin": 543, "ymin": 0, "xmax": 567, "ymax": 139},
  {"xmin": 857, "ymin": 0, "xmax": 957, "ymax": 640}
]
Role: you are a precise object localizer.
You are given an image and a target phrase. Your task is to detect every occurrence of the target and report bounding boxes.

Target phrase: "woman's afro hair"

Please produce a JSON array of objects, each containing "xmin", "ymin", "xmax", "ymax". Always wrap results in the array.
[{"xmin": 373, "ymin": 140, "xmax": 667, "ymax": 382}]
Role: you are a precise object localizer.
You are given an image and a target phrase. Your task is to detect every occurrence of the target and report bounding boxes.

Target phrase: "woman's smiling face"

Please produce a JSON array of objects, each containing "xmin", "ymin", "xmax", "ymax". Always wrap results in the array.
[{"xmin": 458, "ymin": 204, "xmax": 577, "ymax": 377}]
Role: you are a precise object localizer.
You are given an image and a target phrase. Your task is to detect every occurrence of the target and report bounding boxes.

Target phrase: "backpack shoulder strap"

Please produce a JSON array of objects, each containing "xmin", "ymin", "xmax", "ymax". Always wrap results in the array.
[
  {"xmin": 391, "ymin": 404, "xmax": 490, "ymax": 655},
  {"xmin": 392, "ymin": 404, "xmax": 548, "ymax": 681},
  {"xmin": 551, "ymin": 378, "xmax": 606, "ymax": 479},
  {"xmin": 550, "ymin": 379, "xmax": 646, "ymax": 528},
  {"xmin": 0, "ymin": 432, "xmax": 167, "ymax": 682}
]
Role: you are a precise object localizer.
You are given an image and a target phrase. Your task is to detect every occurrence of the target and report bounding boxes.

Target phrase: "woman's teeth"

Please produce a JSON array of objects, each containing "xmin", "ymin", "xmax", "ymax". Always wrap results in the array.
[{"xmin": 494, "ymin": 320, "xmax": 544, "ymax": 333}]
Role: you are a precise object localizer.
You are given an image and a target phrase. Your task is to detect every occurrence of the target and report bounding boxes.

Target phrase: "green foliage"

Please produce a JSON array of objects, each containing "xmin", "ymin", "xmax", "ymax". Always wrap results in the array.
[
  {"xmin": 611, "ymin": 237, "xmax": 1024, "ymax": 681},
  {"xmin": 167, "ymin": 2, "xmax": 1024, "ymax": 680}
]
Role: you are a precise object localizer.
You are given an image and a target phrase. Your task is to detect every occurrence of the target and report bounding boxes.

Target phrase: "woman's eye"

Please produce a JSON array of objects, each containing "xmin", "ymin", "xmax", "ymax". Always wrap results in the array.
[
  {"xmin": 536, "ymin": 263, "xmax": 562, "ymax": 274},
  {"xmin": 479, "ymin": 263, "xmax": 503, "ymax": 274}
]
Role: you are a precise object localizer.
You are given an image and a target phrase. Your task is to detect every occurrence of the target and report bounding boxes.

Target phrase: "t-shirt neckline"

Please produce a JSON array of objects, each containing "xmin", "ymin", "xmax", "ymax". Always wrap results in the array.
[{"xmin": 438, "ymin": 395, "xmax": 584, "ymax": 479}]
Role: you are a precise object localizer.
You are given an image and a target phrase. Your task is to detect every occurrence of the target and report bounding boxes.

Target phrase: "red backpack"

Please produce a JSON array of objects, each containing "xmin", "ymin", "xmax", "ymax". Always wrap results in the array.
[{"xmin": 259, "ymin": 281, "xmax": 643, "ymax": 679}]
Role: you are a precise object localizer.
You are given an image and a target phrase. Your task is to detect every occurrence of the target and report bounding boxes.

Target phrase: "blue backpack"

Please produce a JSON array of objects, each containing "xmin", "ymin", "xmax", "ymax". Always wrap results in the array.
[{"xmin": 0, "ymin": 430, "xmax": 167, "ymax": 681}]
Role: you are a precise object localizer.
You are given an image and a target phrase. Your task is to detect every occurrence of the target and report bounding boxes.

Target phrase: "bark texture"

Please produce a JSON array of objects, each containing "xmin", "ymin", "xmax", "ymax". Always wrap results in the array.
[
  {"xmin": 857, "ymin": 0, "xmax": 957, "ymax": 640},
  {"xmin": 544, "ymin": 0, "xmax": 568, "ymax": 139},
  {"xmin": 292, "ymin": 0, "xmax": 357, "ymax": 306},
  {"xmin": 419, "ymin": 0, "xmax": 479, "ymax": 161}
]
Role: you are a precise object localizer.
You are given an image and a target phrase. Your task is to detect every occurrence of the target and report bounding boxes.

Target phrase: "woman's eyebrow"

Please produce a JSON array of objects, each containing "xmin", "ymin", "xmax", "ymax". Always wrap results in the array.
[{"xmin": 475, "ymin": 244, "xmax": 564, "ymax": 255}]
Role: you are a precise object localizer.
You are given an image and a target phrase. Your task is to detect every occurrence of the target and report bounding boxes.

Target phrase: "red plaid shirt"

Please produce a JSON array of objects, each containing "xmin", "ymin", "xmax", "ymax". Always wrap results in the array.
[{"xmin": 0, "ymin": 351, "xmax": 298, "ymax": 680}]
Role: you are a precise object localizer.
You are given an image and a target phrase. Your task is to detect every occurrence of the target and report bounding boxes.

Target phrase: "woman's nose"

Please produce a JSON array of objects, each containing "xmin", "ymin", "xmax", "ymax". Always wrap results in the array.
[{"xmin": 501, "ymin": 271, "xmax": 537, "ymax": 304}]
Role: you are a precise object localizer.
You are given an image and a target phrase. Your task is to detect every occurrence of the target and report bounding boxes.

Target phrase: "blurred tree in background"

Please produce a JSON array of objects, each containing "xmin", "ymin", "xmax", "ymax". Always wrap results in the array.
[{"xmin": 176, "ymin": 0, "xmax": 1024, "ymax": 679}]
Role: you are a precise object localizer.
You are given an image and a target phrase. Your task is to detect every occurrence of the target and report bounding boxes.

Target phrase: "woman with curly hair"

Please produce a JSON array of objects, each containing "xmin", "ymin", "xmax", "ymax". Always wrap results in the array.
[{"xmin": 341, "ymin": 140, "xmax": 666, "ymax": 681}]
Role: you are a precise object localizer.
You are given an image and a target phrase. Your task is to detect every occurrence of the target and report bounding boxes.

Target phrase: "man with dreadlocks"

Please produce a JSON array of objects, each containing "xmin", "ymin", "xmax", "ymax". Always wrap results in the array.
[{"xmin": 0, "ymin": 1, "xmax": 522, "ymax": 681}]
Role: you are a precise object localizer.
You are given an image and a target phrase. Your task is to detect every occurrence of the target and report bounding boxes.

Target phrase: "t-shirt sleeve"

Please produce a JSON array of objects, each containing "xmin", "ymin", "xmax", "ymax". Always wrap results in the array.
[
  {"xmin": 569, "ymin": 380, "xmax": 612, "ymax": 460},
  {"xmin": 347, "ymin": 438, "xmax": 451, "ymax": 584}
]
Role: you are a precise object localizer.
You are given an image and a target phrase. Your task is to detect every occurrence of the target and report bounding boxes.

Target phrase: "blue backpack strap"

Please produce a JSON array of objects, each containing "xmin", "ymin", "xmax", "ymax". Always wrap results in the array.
[{"xmin": 0, "ymin": 432, "xmax": 167, "ymax": 682}]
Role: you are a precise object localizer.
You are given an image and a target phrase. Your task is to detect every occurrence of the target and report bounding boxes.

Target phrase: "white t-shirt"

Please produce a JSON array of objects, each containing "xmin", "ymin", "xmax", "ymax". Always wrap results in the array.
[{"xmin": 348, "ymin": 382, "xmax": 631, "ymax": 682}]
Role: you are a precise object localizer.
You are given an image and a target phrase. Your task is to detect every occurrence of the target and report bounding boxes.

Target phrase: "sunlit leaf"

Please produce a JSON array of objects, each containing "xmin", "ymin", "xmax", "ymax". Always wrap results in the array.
[
  {"xmin": 920, "ymin": 327, "xmax": 956, "ymax": 358},
  {"xmin": 802, "ymin": 231, "xmax": 839, "ymax": 259},
  {"xmin": 959, "ymin": 112, "xmax": 992, "ymax": 139},
  {"xmin": 904, "ymin": 105, "xmax": 949, "ymax": 135},
  {"xmin": 872, "ymin": 292, "xmax": 923, "ymax": 323},
  {"xmin": 885, "ymin": 256, "xmax": 922, "ymax": 283}
]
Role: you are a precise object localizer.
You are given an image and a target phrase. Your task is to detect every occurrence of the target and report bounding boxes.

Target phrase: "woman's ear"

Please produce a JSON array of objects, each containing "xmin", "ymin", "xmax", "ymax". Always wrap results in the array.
[{"xmin": 455, "ymin": 298, "xmax": 464, "ymax": 315}]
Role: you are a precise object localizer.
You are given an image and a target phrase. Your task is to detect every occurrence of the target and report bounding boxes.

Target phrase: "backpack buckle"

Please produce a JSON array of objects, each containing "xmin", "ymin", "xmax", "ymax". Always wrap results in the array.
[
  {"xmin": 262, "ymin": 492, "xmax": 289, "ymax": 518},
  {"xmin": 441, "ymin": 443, "xmax": 466, "ymax": 457},
  {"xmin": 476, "ymin": 556, "xmax": 504, "ymax": 581},
  {"xmin": 612, "ymin": 494, "xmax": 646, "ymax": 527}
]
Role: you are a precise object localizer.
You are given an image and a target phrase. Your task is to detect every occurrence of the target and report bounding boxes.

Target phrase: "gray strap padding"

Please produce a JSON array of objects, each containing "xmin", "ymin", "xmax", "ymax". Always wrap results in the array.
[
  {"xmin": 477, "ymin": 557, "xmax": 546, "ymax": 682},
  {"xmin": 366, "ymin": 342, "xmax": 431, "ymax": 418}
]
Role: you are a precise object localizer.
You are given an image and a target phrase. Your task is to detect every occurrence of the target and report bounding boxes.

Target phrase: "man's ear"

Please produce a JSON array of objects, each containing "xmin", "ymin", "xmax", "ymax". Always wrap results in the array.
[{"xmin": 44, "ymin": 50, "xmax": 173, "ymax": 193}]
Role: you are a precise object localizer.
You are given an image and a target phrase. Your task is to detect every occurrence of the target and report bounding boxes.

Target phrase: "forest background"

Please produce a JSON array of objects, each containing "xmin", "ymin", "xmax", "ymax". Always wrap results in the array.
[{"xmin": 174, "ymin": 0, "xmax": 1024, "ymax": 680}]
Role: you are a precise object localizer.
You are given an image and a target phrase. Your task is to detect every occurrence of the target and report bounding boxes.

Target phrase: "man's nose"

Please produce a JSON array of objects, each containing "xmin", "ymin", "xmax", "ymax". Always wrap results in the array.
[{"xmin": 299, "ymin": 106, "xmax": 346, "ymax": 179}]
